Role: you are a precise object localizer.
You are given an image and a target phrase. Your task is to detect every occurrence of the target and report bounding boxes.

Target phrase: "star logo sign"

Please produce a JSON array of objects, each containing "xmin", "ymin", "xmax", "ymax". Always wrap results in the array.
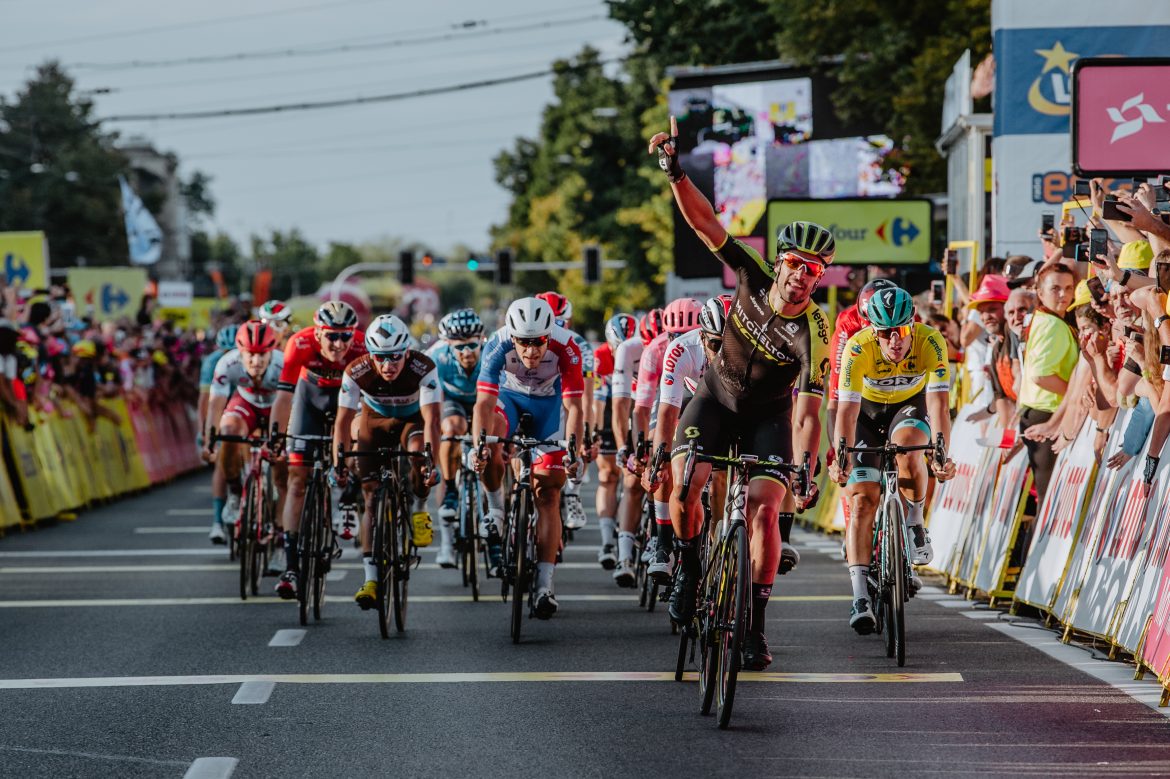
[{"xmin": 1028, "ymin": 41, "xmax": 1077, "ymax": 116}]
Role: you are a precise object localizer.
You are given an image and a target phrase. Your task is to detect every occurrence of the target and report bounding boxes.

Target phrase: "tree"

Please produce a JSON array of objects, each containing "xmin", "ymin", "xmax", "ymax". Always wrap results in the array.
[
  {"xmin": 320, "ymin": 241, "xmax": 362, "ymax": 281},
  {"xmin": 0, "ymin": 61, "xmax": 129, "ymax": 267},
  {"xmin": 606, "ymin": 0, "xmax": 782, "ymax": 69},
  {"xmin": 189, "ymin": 230, "xmax": 244, "ymax": 297},
  {"xmin": 181, "ymin": 170, "xmax": 216, "ymax": 227},
  {"xmin": 251, "ymin": 229, "xmax": 320, "ymax": 300}
]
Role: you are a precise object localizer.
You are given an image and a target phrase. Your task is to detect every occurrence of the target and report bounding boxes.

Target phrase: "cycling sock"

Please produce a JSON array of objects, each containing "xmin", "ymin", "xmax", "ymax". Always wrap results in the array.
[
  {"xmin": 212, "ymin": 497, "xmax": 226, "ymax": 526},
  {"xmin": 536, "ymin": 562, "xmax": 555, "ymax": 592},
  {"xmin": 599, "ymin": 517, "xmax": 616, "ymax": 545},
  {"xmin": 444, "ymin": 479, "xmax": 456, "ymax": 494},
  {"xmin": 412, "ymin": 495, "xmax": 427, "ymax": 513},
  {"xmin": 617, "ymin": 531, "xmax": 636, "ymax": 563},
  {"xmin": 486, "ymin": 486, "xmax": 505, "ymax": 514},
  {"xmin": 677, "ymin": 537, "xmax": 700, "ymax": 578},
  {"xmin": 778, "ymin": 512, "xmax": 795, "ymax": 543},
  {"xmin": 906, "ymin": 498, "xmax": 925, "ymax": 528},
  {"xmin": 284, "ymin": 532, "xmax": 299, "ymax": 572},
  {"xmin": 362, "ymin": 556, "xmax": 377, "ymax": 582},
  {"xmin": 654, "ymin": 500, "xmax": 670, "ymax": 524},
  {"xmin": 751, "ymin": 583, "xmax": 772, "ymax": 634},
  {"xmin": 848, "ymin": 564, "xmax": 869, "ymax": 601},
  {"xmin": 656, "ymin": 521, "xmax": 675, "ymax": 554}
]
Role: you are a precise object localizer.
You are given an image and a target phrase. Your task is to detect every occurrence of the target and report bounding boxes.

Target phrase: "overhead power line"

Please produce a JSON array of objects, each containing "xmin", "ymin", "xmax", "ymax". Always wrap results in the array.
[{"xmin": 104, "ymin": 59, "xmax": 620, "ymax": 122}]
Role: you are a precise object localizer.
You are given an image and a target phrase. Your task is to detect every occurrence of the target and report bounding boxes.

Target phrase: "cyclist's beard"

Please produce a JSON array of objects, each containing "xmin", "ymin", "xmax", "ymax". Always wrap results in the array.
[{"xmin": 775, "ymin": 277, "xmax": 815, "ymax": 306}]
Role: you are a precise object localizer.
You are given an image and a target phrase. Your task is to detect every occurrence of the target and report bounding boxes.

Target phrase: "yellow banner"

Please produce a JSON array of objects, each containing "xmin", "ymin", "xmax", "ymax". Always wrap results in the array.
[
  {"xmin": 67, "ymin": 267, "xmax": 148, "ymax": 322},
  {"xmin": 767, "ymin": 199, "xmax": 934, "ymax": 265},
  {"xmin": 0, "ymin": 231, "xmax": 50, "ymax": 291}
]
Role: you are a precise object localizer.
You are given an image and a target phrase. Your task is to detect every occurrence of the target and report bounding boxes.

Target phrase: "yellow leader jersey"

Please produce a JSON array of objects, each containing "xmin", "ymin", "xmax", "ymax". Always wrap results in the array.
[{"xmin": 838, "ymin": 322, "xmax": 951, "ymax": 405}]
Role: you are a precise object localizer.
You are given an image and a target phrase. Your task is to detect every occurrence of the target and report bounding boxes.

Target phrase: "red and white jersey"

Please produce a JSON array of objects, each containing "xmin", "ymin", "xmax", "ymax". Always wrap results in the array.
[
  {"xmin": 210, "ymin": 348, "xmax": 285, "ymax": 408},
  {"xmin": 635, "ymin": 331, "xmax": 672, "ymax": 410},
  {"xmin": 278, "ymin": 326, "xmax": 367, "ymax": 391},
  {"xmin": 658, "ymin": 329, "xmax": 708, "ymax": 409},
  {"xmin": 611, "ymin": 336, "xmax": 644, "ymax": 400},
  {"xmin": 476, "ymin": 325, "xmax": 584, "ymax": 399}
]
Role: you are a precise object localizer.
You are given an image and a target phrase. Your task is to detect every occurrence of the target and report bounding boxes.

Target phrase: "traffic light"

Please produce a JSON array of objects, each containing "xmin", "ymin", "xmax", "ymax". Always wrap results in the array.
[
  {"xmin": 466, "ymin": 257, "xmax": 480, "ymax": 271},
  {"xmin": 399, "ymin": 249, "xmax": 414, "ymax": 285},
  {"xmin": 495, "ymin": 247, "xmax": 513, "ymax": 286},
  {"xmin": 421, "ymin": 253, "xmax": 434, "ymax": 268},
  {"xmin": 583, "ymin": 245, "xmax": 602, "ymax": 284}
]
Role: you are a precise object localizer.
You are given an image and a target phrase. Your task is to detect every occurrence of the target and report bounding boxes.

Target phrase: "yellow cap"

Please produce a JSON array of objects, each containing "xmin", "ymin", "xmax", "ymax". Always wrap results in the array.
[
  {"xmin": 71, "ymin": 339, "xmax": 96, "ymax": 359},
  {"xmin": 152, "ymin": 350, "xmax": 169, "ymax": 366},
  {"xmin": 1118, "ymin": 240, "xmax": 1154, "ymax": 270},
  {"xmin": 1067, "ymin": 279, "xmax": 1092, "ymax": 310}
]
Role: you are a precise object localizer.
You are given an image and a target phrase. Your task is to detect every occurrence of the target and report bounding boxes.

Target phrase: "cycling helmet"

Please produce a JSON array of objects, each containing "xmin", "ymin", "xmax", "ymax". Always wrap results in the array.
[
  {"xmin": 314, "ymin": 300, "xmax": 358, "ymax": 330},
  {"xmin": 236, "ymin": 320, "xmax": 279, "ymax": 353},
  {"xmin": 604, "ymin": 313, "xmax": 637, "ymax": 351},
  {"xmin": 259, "ymin": 300, "xmax": 292, "ymax": 324},
  {"xmin": 216, "ymin": 324, "xmax": 239, "ymax": 351},
  {"xmin": 506, "ymin": 297, "xmax": 555, "ymax": 339},
  {"xmin": 438, "ymin": 308, "xmax": 484, "ymax": 340},
  {"xmin": 365, "ymin": 314, "xmax": 412, "ymax": 354},
  {"xmin": 777, "ymin": 220, "xmax": 836, "ymax": 264},
  {"xmin": 535, "ymin": 291, "xmax": 573, "ymax": 321},
  {"xmin": 856, "ymin": 279, "xmax": 899, "ymax": 325},
  {"xmin": 699, "ymin": 295, "xmax": 732, "ymax": 337},
  {"xmin": 638, "ymin": 308, "xmax": 665, "ymax": 342},
  {"xmin": 866, "ymin": 286, "xmax": 915, "ymax": 329},
  {"xmin": 663, "ymin": 298, "xmax": 703, "ymax": 334}
]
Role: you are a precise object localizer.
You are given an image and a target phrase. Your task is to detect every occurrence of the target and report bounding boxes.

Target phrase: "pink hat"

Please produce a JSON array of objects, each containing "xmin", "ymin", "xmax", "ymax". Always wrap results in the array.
[{"xmin": 968, "ymin": 274, "xmax": 1009, "ymax": 308}]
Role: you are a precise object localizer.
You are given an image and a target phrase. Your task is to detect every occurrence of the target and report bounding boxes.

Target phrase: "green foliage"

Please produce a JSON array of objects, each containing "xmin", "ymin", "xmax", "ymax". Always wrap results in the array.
[
  {"xmin": 251, "ymin": 229, "xmax": 321, "ymax": 300},
  {"xmin": 605, "ymin": 0, "xmax": 782, "ymax": 68},
  {"xmin": 0, "ymin": 61, "xmax": 130, "ymax": 267},
  {"xmin": 190, "ymin": 230, "xmax": 244, "ymax": 297},
  {"xmin": 181, "ymin": 170, "xmax": 216, "ymax": 225}
]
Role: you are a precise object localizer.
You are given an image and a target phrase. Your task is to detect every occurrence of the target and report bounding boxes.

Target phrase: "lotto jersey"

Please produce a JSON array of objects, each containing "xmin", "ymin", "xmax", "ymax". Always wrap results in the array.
[
  {"xmin": 278, "ymin": 326, "xmax": 367, "ymax": 391},
  {"xmin": 426, "ymin": 340, "xmax": 479, "ymax": 406},
  {"xmin": 476, "ymin": 325, "xmax": 584, "ymax": 399},
  {"xmin": 658, "ymin": 329, "xmax": 707, "ymax": 409},
  {"xmin": 209, "ymin": 348, "xmax": 285, "ymax": 408},
  {"xmin": 838, "ymin": 322, "xmax": 950, "ymax": 405},
  {"xmin": 634, "ymin": 331, "xmax": 672, "ymax": 410},
  {"xmin": 339, "ymin": 351, "xmax": 440, "ymax": 418},
  {"xmin": 611, "ymin": 336, "xmax": 644, "ymax": 400}
]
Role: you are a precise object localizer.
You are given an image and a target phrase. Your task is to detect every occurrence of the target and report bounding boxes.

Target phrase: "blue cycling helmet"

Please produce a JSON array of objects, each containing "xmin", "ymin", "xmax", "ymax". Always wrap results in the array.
[
  {"xmin": 216, "ymin": 324, "xmax": 240, "ymax": 350},
  {"xmin": 865, "ymin": 286, "xmax": 915, "ymax": 329},
  {"xmin": 438, "ymin": 308, "xmax": 484, "ymax": 340}
]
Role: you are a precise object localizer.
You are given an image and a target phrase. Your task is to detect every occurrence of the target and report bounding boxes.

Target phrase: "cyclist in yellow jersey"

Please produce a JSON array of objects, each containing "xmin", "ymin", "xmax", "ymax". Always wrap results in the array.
[{"xmin": 829, "ymin": 285, "xmax": 956, "ymax": 634}]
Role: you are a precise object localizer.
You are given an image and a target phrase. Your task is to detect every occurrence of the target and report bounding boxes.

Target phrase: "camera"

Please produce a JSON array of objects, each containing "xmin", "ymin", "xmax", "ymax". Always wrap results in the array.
[
  {"xmin": 1088, "ymin": 228, "xmax": 1108, "ymax": 266},
  {"xmin": 1125, "ymin": 326, "xmax": 1144, "ymax": 344},
  {"xmin": 943, "ymin": 249, "xmax": 958, "ymax": 275},
  {"xmin": 1074, "ymin": 179, "xmax": 1091, "ymax": 197},
  {"xmin": 1102, "ymin": 195, "xmax": 1132, "ymax": 222}
]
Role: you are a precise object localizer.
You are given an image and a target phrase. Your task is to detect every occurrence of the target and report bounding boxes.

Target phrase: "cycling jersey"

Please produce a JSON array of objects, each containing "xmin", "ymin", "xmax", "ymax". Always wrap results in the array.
[
  {"xmin": 278, "ymin": 326, "xmax": 368, "ymax": 392},
  {"xmin": 838, "ymin": 322, "xmax": 950, "ymax": 405},
  {"xmin": 426, "ymin": 340, "xmax": 479, "ymax": 407},
  {"xmin": 707, "ymin": 236, "xmax": 829, "ymax": 413},
  {"xmin": 476, "ymin": 325, "xmax": 584, "ymax": 399},
  {"xmin": 658, "ymin": 329, "xmax": 707, "ymax": 409},
  {"xmin": 209, "ymin": 349, "xmax": 285, "ymax": 408},
  {"xmin": 828, "ymin": 304, "xmax": 865, "ymax": 404},
  {"xmin": 339, "ymin": 351, "xmax": 440, "ymax": 419},
  {"xmin": 611, "ymin": 336, "xmax": 644, "ymax": 400},
  {"xmin": 635, "ymin": 332, "xmax": 672, "ymax": 410},
  {"xmin": 199, "ymin": 348, "xmax": 227, "ymax": 390}
]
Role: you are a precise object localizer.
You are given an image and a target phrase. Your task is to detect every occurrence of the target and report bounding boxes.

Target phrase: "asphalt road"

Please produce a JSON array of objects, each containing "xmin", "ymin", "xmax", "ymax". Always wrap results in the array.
[{"xmin": 1, "ymin": 472, "xmax": 1169, "ymax": 778}]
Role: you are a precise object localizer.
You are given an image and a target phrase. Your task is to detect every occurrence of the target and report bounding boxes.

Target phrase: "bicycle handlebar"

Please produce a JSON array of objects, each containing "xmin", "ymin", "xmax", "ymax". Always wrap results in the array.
[{"xmin": 838, "ymin": 433, "xmax": 947, "ymax": 467}]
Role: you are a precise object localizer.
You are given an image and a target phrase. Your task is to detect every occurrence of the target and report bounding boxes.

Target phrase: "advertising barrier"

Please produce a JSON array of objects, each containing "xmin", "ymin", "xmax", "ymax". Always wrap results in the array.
[
  {"xmin": 924, "ymin": 408, "xmax": 988, "ymax": 576},
  {"xmin": 970, "ymin": 448, "xmax": 1031, "ymax": 598}
]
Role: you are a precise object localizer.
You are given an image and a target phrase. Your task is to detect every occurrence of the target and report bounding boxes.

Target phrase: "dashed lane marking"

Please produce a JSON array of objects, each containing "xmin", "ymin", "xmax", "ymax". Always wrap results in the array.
[
  {"xmin": 268, "ymin": 629, "xmax": 305, "ymax": 647},
  {"xmin": 184, "ymin": 758, "xmax": 238, "ymax": 779},
  {"xmin": 0, "ymin": 594, "xmax": 854, "ymax": 608},
  {"xmin": 325, "ymin": 570, "xmax": 347, "ymax": 582},
  {"xmin": 0, "ymin": 565, "xmax": 237, "ymax": 574},
  {"xmin": 0, "ymin": 549, "xmax": 224, "ymax": 558},
  {"xmin": 167, "ymin": 509, "xmax": 214, "ymax": 516},
  {"xmin": 135, "ymin": 527, "xmax": 208, "ymax": 534},
  {"xmin": 230, "ymin": 681, "xmax": 274, "ymax": 704},
  {"xmin": 0, "ymin": 745, "xmax": 188, "ymax": 769},
  {"xmin": 0, "ymin": 671, "xmax": 964, "ymax": 690}
]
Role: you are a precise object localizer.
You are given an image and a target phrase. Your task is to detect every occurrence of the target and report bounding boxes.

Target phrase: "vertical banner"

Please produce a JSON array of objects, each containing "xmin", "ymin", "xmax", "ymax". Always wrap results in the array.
[
  {"xmin": 252, "ymin": 269, "xmax": 272, "ymax": 306},
  {"xmin": 950, "ymin": 445, "xmax": 1000, "ymax": 587},
  {"xmin": 925, "ymin": 408, "xmax": 988, "ymax": 575},
  {"xmin": 971, "ymin": 448, "xmax": 1031, "ymax": 596},
  {"xmin": 1114, "ymin": 454, "xmax": 1170, "ymax": 654},
  {"xmin": 1013, "ymin": 419, "xmax": 1098, "ymax": 611},
  {"xmin": 118, "ymin": 176, "xmax": 163, "ymax": 266}
]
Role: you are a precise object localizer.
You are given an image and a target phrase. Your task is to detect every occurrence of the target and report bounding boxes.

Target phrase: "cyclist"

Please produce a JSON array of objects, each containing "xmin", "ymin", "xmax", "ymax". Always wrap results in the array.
[
  {"xmin": 472, "ymin": 297, "xmax": 587, "ymax": 619},
  {"xmin": 334, "ymin": 314, "xmax": 442, "ymax": 609},
  {"xmin": 634, "ymin": 297, "xmax": 702, "ymax": 582},
  {"xmin": 535, "ymin": 291, "xmax": 594, "ymax": 532},
  {"xmin": 258, "ymin": 300, "xmax": 294, "ymax": 348},
  {"xmin": 199, "ymin": 324, "xmax": 239, "ymax": 532},
  {"xmin": 828, "ymin": 285, "xmax": 957, "ymax": 634},
  {"xmin": 270, "ymin": 301, "xmax": 367, "ymax": 600},
  {"xmin": 427, "ymin": 308, "xmax": 485, "ymax": 567},
  {"xmin": 610, "ymin": 309, "xmax": 664, "ymax": 587},
  {"xmin": 649, "ymin": 122, "xmax": 827, "ymax": 670},
  {"xmin": 594, "ymin": 313, "xmax": 637, "ymax": 569},
  {"xmin": 203, "ymin": 321, "xmax": 285, "ymax": 547}
]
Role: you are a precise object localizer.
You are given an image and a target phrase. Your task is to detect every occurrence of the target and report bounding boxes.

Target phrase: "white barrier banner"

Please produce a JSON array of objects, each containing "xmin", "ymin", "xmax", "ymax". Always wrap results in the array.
[
  {"xmin": 1115, "ymin": 453, "xmax": 1170, "ymax": 654},
  {"xmin": 971, "ymin": 448, "xmax": 1030, "ymax": 596},
  {"xmin": 951, "ymin": 445, "xmax": 1001, "ymax": 586},
  {"xmin": 1014, "ymin": 419, "xmax": 1098, "ymax": 611},
  {"xmin": 925, "ymin": 408, "xmax": 988, "ymax": 575}
]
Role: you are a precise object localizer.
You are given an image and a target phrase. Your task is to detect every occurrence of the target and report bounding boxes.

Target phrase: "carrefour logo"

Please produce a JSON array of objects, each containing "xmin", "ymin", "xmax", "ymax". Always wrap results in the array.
[{"xmin": 875, "ymin": 218, "xmax": 920, "ymax": 247}]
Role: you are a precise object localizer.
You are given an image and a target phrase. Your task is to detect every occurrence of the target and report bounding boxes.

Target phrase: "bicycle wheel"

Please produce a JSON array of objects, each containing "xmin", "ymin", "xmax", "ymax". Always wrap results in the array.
[
  {"xmin": 698, "ymin": 550, "xmax": 721, "ymax": 715},
  {"xmin": 716, "ymin": 523, "xmax": 749, "ymax": 729},
  {"xmin": 392, "ymin": 483, "xmax": 410, "ymax": 633},
  {"xmin": 297, "ymin": 478, "xmax": 319, "ymax": 627},
  {"xmin": 312, "ymin": 483, "xmax": 331, "ymax": 622},
  {"xmin": 887, "ymin": 497, "xmax": 908, "ymax": 667},
  {"xmin": 373, "ymin": 487, "xmax": 393, "ymax": 639},
  {"xmin": 509, "ymin": 495, "xmax": 530, "ymax": 644},
  {"xmin": 238, "ymin": 481, "xmax": 255, "ymax": 601},
  {"xmin": 462, "ymin": 476, "xmax": 481, "ymax": 602}
]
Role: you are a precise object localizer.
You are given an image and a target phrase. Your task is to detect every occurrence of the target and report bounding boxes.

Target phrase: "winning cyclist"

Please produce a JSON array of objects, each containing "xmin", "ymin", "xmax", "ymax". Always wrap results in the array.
[
  {"xmin": 428, "ymin": 308, "xmax": 486, "ymax": 567},
  {"xmin": 594, "ymin": 313, "xmax": 638, "ymax": 569},
  {"xmin": 472, "ymin": 297, "xmax": 588, "ymax": 619},
  {"xmin": 828, "ymin": 286, "xmax": 956, "ymax": 633},
  {"xmin": 334, "ymin": 314, "xmax": 441, "ymax": 609},
  {"xmin": 200, "ymin": 324, "xmax": 239, "ymax": 530},
  {"xmin": 203, "ymin": 321, "xmax": 285, "ymax": 548},
  {"xmin": 270, "ymin": 301, "xmax": 367, "ymax": 600},
  {"xmin": 650, "ymin": 119, "xmax": 826, "ymax": 670}
]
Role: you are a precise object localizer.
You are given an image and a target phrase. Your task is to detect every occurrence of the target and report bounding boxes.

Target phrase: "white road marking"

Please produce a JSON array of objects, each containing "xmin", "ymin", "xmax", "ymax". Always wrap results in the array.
[
  {"xmin": 167, "ymin": 509, "xmax": 214, "ymax": 516},
  {"xmin": 184, "ymin": 757, "xmax": 238, "ymax": 779},
  {"xmin": 134, "ymin": 527, "xmax": 207, "ymax": 534},
  {"xmin": 0, "ymin": 565, "xmax": 236, "ymax": 574},
  {"xmin": 231, "ymin": 681, "xmax": 274, "ymax": 704},
  {"xmin": 958, "ymin": 610, "xmax": 1000, "ymax": 620},
  {"xmin": 268, "ymin": 629, "xmax": 305, "ymax": 647},
  {"xmin": 0, "ymin": 745, "xmax": 187, "ymax": 768},
  {"xmin": 0, "ymin": 549, "xmax": 224, "ymax": 558},
  {"xmin": 934, "ymin": 599, "xmax": 976, "ymax": 608},
  {"xmin": 325, "ymin": 570, "xmax": 347, "ymax": 582}
]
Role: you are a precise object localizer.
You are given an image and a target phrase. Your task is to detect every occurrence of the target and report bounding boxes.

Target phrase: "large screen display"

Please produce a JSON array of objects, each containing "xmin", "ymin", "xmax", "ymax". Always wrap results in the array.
[{"xmin": 1073, "ymin": 57, "xmax": 1170, "ymax": 177}]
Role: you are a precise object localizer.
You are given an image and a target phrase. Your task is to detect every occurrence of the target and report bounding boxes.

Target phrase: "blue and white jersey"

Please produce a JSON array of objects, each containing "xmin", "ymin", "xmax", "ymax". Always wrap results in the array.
[
  {"xmin": 426, "ymin": 340, "xmax": 479, "ymax": 406},
  {"xmin": 477, "ymin": 325, "xmax": 584, "ymax": 399},
  {"xmin": 209, "ymin": 348, "xmax": 285, "ymax": 408}
]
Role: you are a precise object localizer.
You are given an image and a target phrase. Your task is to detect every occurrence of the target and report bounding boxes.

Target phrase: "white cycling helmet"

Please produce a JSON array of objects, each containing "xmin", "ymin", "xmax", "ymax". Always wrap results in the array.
[
  {"xmin": 506, "ymin": 297, "xmax": 555, "ymax": 339},
  {"xmin": 314, "ymin": 300, "xmax": 358, "ymax": 330},
  {"xmin": 365, "ymin": 314, "xmax": 412, "ymax": 354}
]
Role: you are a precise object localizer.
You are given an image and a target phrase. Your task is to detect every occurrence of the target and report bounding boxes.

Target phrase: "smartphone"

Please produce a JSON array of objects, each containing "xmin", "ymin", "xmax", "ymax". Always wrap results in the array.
[
  {"xmin": 1102, "ymin": 196, "xmax": 1132, "ymax": 222},
  {"xmin": 1086, "ymin": 276, "xmax": 1107, "ymax": 304},
  {"xmin": 1160, "ymin": 345, "xmax": 1170, "ymax": 366},
  {"xmin": 1041, "ymin": 212, "xmax": 1055, "ymax": 236},
  {"xmin": 1074, "ymin": 179, "xmax": 1091, "ymax": 197},
  {"xmin": 1156, "ymin": 184, "xmax": 1170, "ymax": 207},
  {"xmin": 1125, "ymin": 326, "xmax": 1145, "ymax": 344},
  {"xmin": 930, "ymin": 280, "xmax": 945, "ymax": 307},
  {"xmin": 943, "ymin": 249, "xmax": 958, "ymax": 275},
  {"xmin": 1089, "ymin": 228, "xmax": 1108, "ymax": 265}
]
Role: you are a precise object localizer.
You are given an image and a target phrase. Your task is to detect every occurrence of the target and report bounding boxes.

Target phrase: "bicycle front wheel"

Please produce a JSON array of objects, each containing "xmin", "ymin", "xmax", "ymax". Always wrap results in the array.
[
  {"xmin": 888, "ymin": 497, "xmax": 908, "ymax": 667},
  {"xmin": 238, "ymin": 483, "xmax": 255, "ymax": 601},
  {"xmin": 374, "ymin": 488, "xmax": 393, "ymax": 639},
  {"xmin": 509, "ymin": 496, "xmax": 530, "ymax": 644},
  {"xmin": 716, "ymin": 523, "xmax": 749, "ymax": 729},
  {"xmin": 297, "ymin": 478, "xmax": 320, "ymax": 627},
  {"xmin": 392, "ymin": 486, "xmax": 410, "ymax": 633},
  {"xmin": 698, "ymin": 547, "xmax": 721, "ymax": 715}
]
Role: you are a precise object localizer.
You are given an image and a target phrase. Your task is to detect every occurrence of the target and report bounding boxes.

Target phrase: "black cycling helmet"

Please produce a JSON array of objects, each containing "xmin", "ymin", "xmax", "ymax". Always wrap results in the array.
[
  {"xmin": 438, "ymin": 308, "xmax": 484, "ymax": 340},
  {"xmin": 777, "ymin": 221, "xmax": 836, "ymax": 264}
]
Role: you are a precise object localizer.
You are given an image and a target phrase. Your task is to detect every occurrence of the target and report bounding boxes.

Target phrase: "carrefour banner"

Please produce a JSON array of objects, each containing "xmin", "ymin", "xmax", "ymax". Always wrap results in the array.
[
  {"xmin": 67, "ymin": 267, "xmax": 147, "ymax": 322},
  {"xmin": 766, "ymin": 199, "xmax": 932, "ymax": 265},
  {"xmin": 0, "ymin": 231, "xmax": 50, "ymax": 291}
]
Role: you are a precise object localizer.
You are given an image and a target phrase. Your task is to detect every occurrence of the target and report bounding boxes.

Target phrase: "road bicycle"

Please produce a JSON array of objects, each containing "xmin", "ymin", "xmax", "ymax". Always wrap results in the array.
[
  {"xmin": 443, "ymin": 435, "xmax": 488, "ymax": 601},
  {"xmin": 637, "ymin": 443, "xmax": 670, "ymax": 614},
  {"xmin": 838, "ymin": 434, "xmax": 945, "ymax": 667},
  {"xmin": 284, "ymin": 431, "xmax": 338, "ymax": 627},
  {"xmin": 211, "ymin": 430, "xmax": 278, "ymax": 601}
]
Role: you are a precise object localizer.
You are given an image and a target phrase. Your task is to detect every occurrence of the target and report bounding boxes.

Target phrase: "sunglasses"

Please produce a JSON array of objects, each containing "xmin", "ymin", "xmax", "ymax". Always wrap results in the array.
[
  {"xmin": 322, "ymin": 330, "xmax": 353, "ymax": 343},
  {"xmin": 702, "ymin": 334, "xmax": 723, "ymax": 351},
  {"xmin": 875, "ymin": 325, "xmax": 913, "ymax": 340},
  {"xmin": 372, "ymin": 351, "xmax": 406, "ymax": 364},
  {"xmin": 513, "ymin": 335, "xmax": 549, "ymax": 348},
  {"xmin": 452, "ymin": 341, "xmax": 481, "ymax": 352},
  {"xmin": 775, "ymin": 253, "xmax": 826, "ymax": 278}
]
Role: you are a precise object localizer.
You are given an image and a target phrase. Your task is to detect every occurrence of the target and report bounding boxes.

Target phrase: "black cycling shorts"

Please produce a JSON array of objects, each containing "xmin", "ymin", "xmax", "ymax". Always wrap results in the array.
[
  {"xmin": 848, "ymin": 392, "xmax": 930, "ymax": 485},
  {"xmin": 441, "ymin": 398, "xmax": 474, "ymax": 421},
  {"xmin": 287, "ymin": 380, "xmax": 339, "ymax": 466},
  {"xmin": 669, "ymin": 385, "xmax": 793, "ymax": 484},
  {"xmin": 596, "ymin": 427, "xmax": 617, "ymax": 455}
]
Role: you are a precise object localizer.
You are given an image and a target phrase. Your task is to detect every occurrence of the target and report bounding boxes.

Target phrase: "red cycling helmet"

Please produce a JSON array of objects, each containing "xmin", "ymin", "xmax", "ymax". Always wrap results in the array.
[
  {"xmin": 236, "ymin": 320, "xmax": 279, "ymax": 354},
  {"xmin": 663, "ymin": 298, "xmax": 703, "ymax": 334},
  {"xmin": 857, "ymin": 279, "xmax": 898, "ymax": 325},
  {"xmin": 639, "ymin": 308, "xmax": 665, "ymax": 342},
  {"xmin": 535, "ymin": 291, "xmax": 572, "ymax": 320}
]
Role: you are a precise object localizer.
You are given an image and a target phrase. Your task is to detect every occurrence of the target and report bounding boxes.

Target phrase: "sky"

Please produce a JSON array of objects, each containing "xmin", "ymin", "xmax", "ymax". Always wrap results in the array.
[{"xmin": 0, "ymin": 0, "xmax": 630, "ymax": 254}]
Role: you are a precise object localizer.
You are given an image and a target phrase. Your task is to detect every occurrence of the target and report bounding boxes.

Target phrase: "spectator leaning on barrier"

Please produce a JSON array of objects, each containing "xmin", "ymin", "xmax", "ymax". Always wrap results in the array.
[
  {"xmin": 1017, "ymin": 262, "xmax": 1078, "ymax": 506},
  {"xmin": 966, "ymin": 275, "xmax": 1011, "ymax": 425}
]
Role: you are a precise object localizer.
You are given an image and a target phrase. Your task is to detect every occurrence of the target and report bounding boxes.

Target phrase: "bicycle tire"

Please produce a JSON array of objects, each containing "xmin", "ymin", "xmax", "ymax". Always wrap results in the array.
[
  {"xmin": 312, "ymin": 482, "xmax": 332, "ymax": 622},
  {"xmin": 888, "ymin": 497, "xmax": 908, "ymax": 667},
  {"xmin": 674, "ymin": 616, "xmax": 691, "ymax": 682},
  {"xmin": 298, "ymin": 478, "xmax": 319, "ymax": 627},
  {"xmin": 509, "ymin": 495, "xmax": 529, "ymax": 644},
  {"xmin": 874, "ymin": 509, "xmax": 895, "ymax": 658},
  {"xmin": 698, "ymin": 544, "xmax": 721, "ymax": 716},
  {"xmin": 238, "ymin": 482, "xmax": 255, "ymax": 601},
  {"xmin": 374, "ymin": 486, "xmax": 392, "ymax": 639},
  {"xmin": 392, "ymin": 483, "xmax": 410, "ymax": 633},
  {"xmin": 716, "ymin": 523, "xmax": 749, "ymax": 729},
  {"xmin": 463, "ymin": 476, "xmax": 481, "ymax": 602}
]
